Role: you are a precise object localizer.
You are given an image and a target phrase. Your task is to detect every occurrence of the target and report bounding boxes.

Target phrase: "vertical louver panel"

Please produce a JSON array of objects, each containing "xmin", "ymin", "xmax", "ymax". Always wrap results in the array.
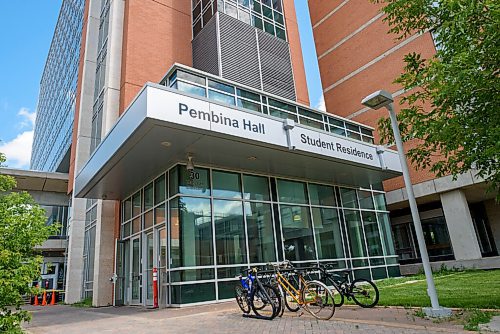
[
  {"xmin": 192, "ymin": 15, "xmax": 220, "ymax": 76},
  {"xmin": 218, "ymin": 13, "xmax": 261, "ymax": 90},
  {"xmin": 257, "ymin": 30, "xmax": 296, "ymax": 101}
]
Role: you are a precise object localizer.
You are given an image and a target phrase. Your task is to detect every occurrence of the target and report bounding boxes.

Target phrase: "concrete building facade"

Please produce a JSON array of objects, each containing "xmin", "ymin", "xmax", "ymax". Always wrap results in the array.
[{"xmin": 308, "ymin": 1, "xmax": 499, "ymax": 273}]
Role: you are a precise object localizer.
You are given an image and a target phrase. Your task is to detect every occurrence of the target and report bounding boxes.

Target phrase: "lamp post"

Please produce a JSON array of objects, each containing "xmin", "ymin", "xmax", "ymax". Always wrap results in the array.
[{"xmin": 362, "ymin": 90, "xmax": 451, "ymax": 317}]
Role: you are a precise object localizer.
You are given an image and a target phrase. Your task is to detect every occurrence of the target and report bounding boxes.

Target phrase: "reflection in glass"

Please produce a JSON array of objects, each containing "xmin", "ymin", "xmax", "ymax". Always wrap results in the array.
[
  {"xmin": 374, "ymin": 193, "xmax": 387, "ymax": 211},
  {"xmin": 312, "ymin": 208, "xmax": 344, "ymax": 259},
  {"xmin": 378, "ymin": 213, "xmax": 396, "ymax": 256},
  {"xmin": 170, "ymin": 197, "xmax": 213, "ymax": 268},
  {"xmin": 214, "ymin": 200, "xmax": 247, "ymax": 265},
  {"xmin": 344, "ymin": 210, "xmax": 367, "ymax": 258},
  {"xmin": 280, "ymin": 205, "xmax": 316, "ymax": 261},
  {"xmin": 309, "ymin": 184, "xmax": 336, "ymax": 206},
  {"xmin": 277, "ymin": 179, "xmax": 308, "ymax": 204},
  {"xmin": 245, "ymin": 202, "xmax": 276, "ymax": 263},
  {"xmin": 170, "ymin": 166, "xmax": 211, "ymax": 197},
  {"xmin": 340, "ymin": 188, "xmax": 358, "ymax": 208},
  {"xmin": 154, "ymin": 175, "xmax": 166, "ymax": 205},
  {"xmin": 243, "ymin": 175, "xmax": 270, "ymax": 201},
  {"xmin": 358, "ymin": 190, "xmax": 374, "ymax": 210},
  {"xmin": 213, "ymin": 170, "xmax": 242, "ymax": 198},
  {"xmin": 361, "ymin": 211, "xmax": 383, "ymax": 256},
  {"xmin": 144, "ymin": 183, "xmax": 153, "ymax": 210},
  {"xmin": 132, "ymin": 192, "xmax": 141, "ymax": 217}
]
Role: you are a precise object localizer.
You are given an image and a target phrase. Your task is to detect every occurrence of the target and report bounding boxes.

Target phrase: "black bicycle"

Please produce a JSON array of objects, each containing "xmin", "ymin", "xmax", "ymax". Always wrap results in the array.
[{"xmin": 317, "ymin": 264, "xmax": 379, "ymax": 308}]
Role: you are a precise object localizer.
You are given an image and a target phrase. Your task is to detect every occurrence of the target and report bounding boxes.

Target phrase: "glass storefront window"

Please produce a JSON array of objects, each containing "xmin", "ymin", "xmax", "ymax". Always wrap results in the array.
[
  {"xmin": 311, "ymin": 208, "xmax": 344, "ymax": 259},
  {"xmin": 309, "ymin": 184, "xmax": 336, "ymax": 207},
  {"xmin": 358, "ymin": 190, "xmax": 374, "ymax": 210},
  {"xmin": 213, "ymin": 170, "xmax": 242, "ymax": 198},
  {"xmin": 170, "ymin": 166, "xmax": 211, "ymax": 197},
  {"xmin": 144, "ymin": 183, "xmax": 153, "ymax": 210},
  {"xmin": 123, "ymin": 198, "xmax": 131, "ymax": 221},
  {"xmin": 243, "ymin": 174, "xmax": 269, "ymax": 201},
  {"xmin": 214, "ymin": 200, "xmax": 247, "ymax": 265},
  {"xmin": 373, "ymin": 193, "xmax": 387, "ymax": 211},
  {"xmin": 154, "ymin": 205, "xmax": 166, "ymax": 225},
  {"xmin": 245, "ymin": 202, "xmax": 276, "ymax": 263},
  {"xmin": 277, "ymin": 179, "xmax": 308, "ymax": 204},
  {"xmin": 154, "ymin": 174, "xmax": 166, "ymax": 205},
  {"xmin": 377, "ymin": 213, "xmax": 396, "ymax": 256},
  {"xmin": 340, "ymin": 188, "xmax": 358, "ymax": 208},
  {"xmin": 280, "ymin": 205, "xmax": 316, "ymax": 261},
  {"xmin": 361, "ymin": 211, "xmax": 383, "ymax": 257},
  {"xmin": 170, "ymin": 197, "xmax": 213, "ymax": 267},
  {"xmin": 132, "ymin": 191, "xmax": 141, "ymax": 217},
  {"xmin": 344, "ymin": 210, "xmax": 367, "ymax": 258}
]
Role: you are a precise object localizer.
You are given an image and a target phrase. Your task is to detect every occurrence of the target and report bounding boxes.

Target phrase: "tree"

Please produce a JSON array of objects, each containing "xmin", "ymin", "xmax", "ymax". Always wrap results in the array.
[
  {"xmin": 374, "ymin": 0, "xmax": 500, "ymax": 195},
  {"xmin": 0, "ymin": 153, "xmax": 59, "ymax": 333}
]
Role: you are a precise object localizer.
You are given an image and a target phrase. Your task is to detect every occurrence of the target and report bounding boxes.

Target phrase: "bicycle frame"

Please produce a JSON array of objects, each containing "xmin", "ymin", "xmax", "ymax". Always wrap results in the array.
[{"xmin": 275, "ymin": 271, "xmax": 309, "ymax": 306}]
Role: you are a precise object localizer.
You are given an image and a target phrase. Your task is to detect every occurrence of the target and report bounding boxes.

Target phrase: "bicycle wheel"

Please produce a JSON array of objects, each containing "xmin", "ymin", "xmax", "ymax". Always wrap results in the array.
[
  {"xmin": 323, "ymin": 277, "xmax": 345, "ymax": 307},
  {"xmin": 350, "ymin": 279, "xmax": 379, "ymax": 308},
  {"xmin": 301, "ymin": 280, "xmax": 335, "ymax": 320},
  {"xmin": 284, "ymin": 290, "xmax": 300, "ymax": 312},
  {"xmin": 235, "ymin": 285, "xmax": 250, "ymax": 314},
  {"xmin": 251, "ymin": 284, "xmax": 281, "ymax": 319}
]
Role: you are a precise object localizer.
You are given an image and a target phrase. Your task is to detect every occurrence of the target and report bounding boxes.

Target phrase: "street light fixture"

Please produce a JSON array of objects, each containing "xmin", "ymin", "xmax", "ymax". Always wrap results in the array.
[{"xmin": 362, "ymin": 90, "xmax": 452, "ymax": 318}]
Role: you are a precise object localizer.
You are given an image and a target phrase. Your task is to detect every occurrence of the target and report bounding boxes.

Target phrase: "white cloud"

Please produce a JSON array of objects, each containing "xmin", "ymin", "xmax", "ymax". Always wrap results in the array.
[
  {"xmin": 0, "ymin": 108, "xmax": 36, "ymax": 169},
  {"xmin": 17, "ymin": 107, "xmax": 37, "ymax": 129},
  {"xmin": 315, "ymin": 94, "xmax": 326, "ymax": 112}
]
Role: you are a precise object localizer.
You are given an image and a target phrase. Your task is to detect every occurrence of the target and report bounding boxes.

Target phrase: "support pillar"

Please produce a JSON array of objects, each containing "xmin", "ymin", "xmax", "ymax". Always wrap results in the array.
[{"xmin": 440, "ymin": 190, "xmax": 482, "ymax": 260}]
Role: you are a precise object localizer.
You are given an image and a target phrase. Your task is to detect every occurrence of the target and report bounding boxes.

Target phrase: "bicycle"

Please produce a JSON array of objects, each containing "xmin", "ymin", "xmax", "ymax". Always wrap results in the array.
[
  {"xmin": 317, "ymin": 263, "xmax": 379, "ymax": 308},
  {"xmin": 269, "ymin": 261, "xmax": 335, "ymax": 320},
  {"xmin": 235, "ymin": 267, "xmax": 282, "ymax": 319}
]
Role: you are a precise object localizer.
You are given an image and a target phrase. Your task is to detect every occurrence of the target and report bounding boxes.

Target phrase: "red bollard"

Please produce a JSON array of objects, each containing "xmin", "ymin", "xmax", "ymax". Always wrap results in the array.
[{"xmin": 153, "ymin": 267, "xmax": 159, "ymax": 309}]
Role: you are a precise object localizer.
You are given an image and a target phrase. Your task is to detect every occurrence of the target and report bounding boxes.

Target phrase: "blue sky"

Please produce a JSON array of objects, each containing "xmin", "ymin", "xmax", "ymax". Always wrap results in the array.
[{"xmin": 0, "ymin": 0, "xmax": 323, "ymax": 170}]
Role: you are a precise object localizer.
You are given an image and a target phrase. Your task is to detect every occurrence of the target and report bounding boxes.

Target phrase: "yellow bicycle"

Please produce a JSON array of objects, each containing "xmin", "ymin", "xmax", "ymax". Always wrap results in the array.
[{"xmin": 269, "ymin": 261, "xmax": 335, "ymax": 320}]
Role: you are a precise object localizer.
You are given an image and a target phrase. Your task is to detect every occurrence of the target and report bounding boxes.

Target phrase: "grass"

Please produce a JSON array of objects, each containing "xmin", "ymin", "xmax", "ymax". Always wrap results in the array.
[
  {"xmin": 413, "ymin": 308, "xmax": 499, "ymax": 331},
  {"xmin": 375, "ymin": 269, "xmax": 500, "ymax": 309},
  {"xmin": 70, "ymin": 298, "xmax": 93, "ymax": 308}
]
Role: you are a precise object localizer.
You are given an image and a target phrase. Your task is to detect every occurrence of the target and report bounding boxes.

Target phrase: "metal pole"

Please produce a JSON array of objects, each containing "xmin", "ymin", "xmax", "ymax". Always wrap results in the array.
[{"xmin": 386, "ymin": 103, "xmax": 441, "ymax": 309}]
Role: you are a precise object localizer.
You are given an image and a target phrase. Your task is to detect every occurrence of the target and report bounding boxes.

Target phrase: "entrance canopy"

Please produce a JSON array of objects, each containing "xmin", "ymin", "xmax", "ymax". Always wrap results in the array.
[{"xmin": 74, "ymin": 84, "xmax": 402, "ymax": 200}]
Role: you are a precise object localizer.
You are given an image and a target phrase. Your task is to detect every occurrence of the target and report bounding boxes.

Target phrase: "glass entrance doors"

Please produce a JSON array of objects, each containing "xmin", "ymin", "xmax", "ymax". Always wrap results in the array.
[{"xmin": 130, "ymin": 237, "xmax": 142, "ymax": 305}]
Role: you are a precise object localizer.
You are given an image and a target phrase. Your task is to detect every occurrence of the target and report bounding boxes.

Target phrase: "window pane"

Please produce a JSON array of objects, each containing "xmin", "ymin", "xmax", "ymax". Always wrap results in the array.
[
  {"xmin": 262, "ymin": 5, "xmax": 273, "ymax": 19},
  {"xmin": 208, "ymin": 89, "xmax": 236, "ymax": 105},
  {"xmin": 269, "ymin": 107, "xmax": 298, "ymax": 121},
  {"xmin": 269, "ymin": 98, "xmax": 296, "ymax": 112},
  {"xmin": 264, "ymin": 20, "xmax": 274, "ymax": 34},
  {"xmin": 243, "ymin": 174, "xmax": 270, "ymax": 201},
  {"xmin": 144, "ymin": 183, "xmax": 153, "ymax": 210},
  {"xmin": 173, "ymin": 166, "xmax": 211, "ymax": 197},
  {"xmin": 274, "ymin": 10, "xmax": 284, "ymax": 23},
  {"xmin": 252, "ymin": 15, "xmax": 263, "ymax": 29},
  {"xmin": 237, "ymin": 98, "xmax": 261, "ymax": 112},
  {"xmin": 237, "ymin": 88, "xmax": 260, "ymax": 101},
  {"xmin": 280, "ymin": 205, "xmax": 316, "ymax": 261},
  {"xmin": 358, "ymin": 190, "xmax": 374, "ymax": 210},
  {"xmin": 177, "ymin": 70, "xmax": 206, "ymax": 86},
  {"xmin": 312, "ymin": 208, "xmax": 344, "ymax": 260},
  {"xmin": 177, "ymin": 81, "xmax": 206, "ymax": 97},
  {"xmin": 344, "ymin": 210, "xmax": 367, "ymax": 258},
  {"xmin": 275, "ymin": 26, "xmax": 286, "ymax": 40},
  {"xmin": 154, "ymin": 174, "xmax": 166, "ymax": 205},
  {"xmin": 226, "ymin": 2, "xmax": 237, "ymax": 17},
  {"xmin": 208, "ymin": 79, "xmax": 234, "ymax": 94},
  {"xmin": 277, "ymin": 179, "xmax": 308, "ymax": 204},
  {"xmin": 155, "ymin": 205, "xmax": 166, "ymax": 225},
  {"xmin": 214, "ymin": 200, "xmax": 247, "ymax": 265},
  {"xmin": 374, "ymin": 193, "xmax": 387, "ymax": 211},
  {"xmin": 132, "ymin": 192, "xmax": 141, "ymax": 217},
  {"xmin": 378, "ymin": 213, "xmax": 396, "ymax": 256},
  {"xmin": 245, "ymin": 202, "xmax": 276, "ymax": 263},
  {"xmin": 309, "ymin": 184, "xmax": 336, "ymax": 206},
  {"xmin": 340, "ymin": 188, "xmax": 358, "ymax": 208},
  {"xmin": 170, "ymin": 197, "xmax": 213, "ymax": 267},
  {"xmin": 362, "ymin": 211, "xmax": 383, "ymax": 257},
  {"xmin": 212, "ymin": 170, "xmax": 242, "ymax": 198},
  {"xmin": 144, "ymin": 210, "xmax": 154, "ymax": 229},
  {"xmin": 171, "ymin": 283, "xmax": 215, "ymax": 304},
  {"xmin": 132, "ymin": 217, "xmax": 141, "ymax": 234},
  {"xmin": 123, "ymin": 198, "xmax": 132, "ymax": 221}
]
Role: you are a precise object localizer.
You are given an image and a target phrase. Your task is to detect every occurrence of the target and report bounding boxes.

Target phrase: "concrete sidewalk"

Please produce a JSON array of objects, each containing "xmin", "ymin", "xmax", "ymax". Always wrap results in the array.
[{"xmin": 23, "ymin": 302, "xmax": 475, "ymax": 334}]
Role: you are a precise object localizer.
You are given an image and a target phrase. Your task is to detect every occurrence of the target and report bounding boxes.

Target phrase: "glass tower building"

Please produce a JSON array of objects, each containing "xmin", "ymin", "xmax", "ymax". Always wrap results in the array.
[{"xmin": 31, "ymin": 0, "xmax": 84, "ymax": 172}]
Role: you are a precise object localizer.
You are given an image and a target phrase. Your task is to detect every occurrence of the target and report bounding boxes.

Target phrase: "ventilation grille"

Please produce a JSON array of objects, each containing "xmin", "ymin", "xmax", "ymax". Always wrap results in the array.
[
  {"xmin": 257, "ymin": 30, "xmax": 296, "ymax": 101},
  {"xmin": 192, "ymin": 15, "xmax": 220, "ymax": 76},
  {"xmin": 219, "ymin": 13, "xmax": 261, "ymax": 90}
]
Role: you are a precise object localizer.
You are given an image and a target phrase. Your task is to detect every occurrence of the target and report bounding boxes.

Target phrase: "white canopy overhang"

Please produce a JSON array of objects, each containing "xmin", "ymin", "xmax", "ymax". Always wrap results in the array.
[{"xmin": 74, "ymin": 84, "xmax": 402, "ymax": 200}]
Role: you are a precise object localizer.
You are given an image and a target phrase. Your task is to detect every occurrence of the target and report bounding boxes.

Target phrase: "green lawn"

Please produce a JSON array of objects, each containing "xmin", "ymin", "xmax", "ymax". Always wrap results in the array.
[{"xmin": 375, "ymin": 270, "xmax": 500, "ymax": 309}]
